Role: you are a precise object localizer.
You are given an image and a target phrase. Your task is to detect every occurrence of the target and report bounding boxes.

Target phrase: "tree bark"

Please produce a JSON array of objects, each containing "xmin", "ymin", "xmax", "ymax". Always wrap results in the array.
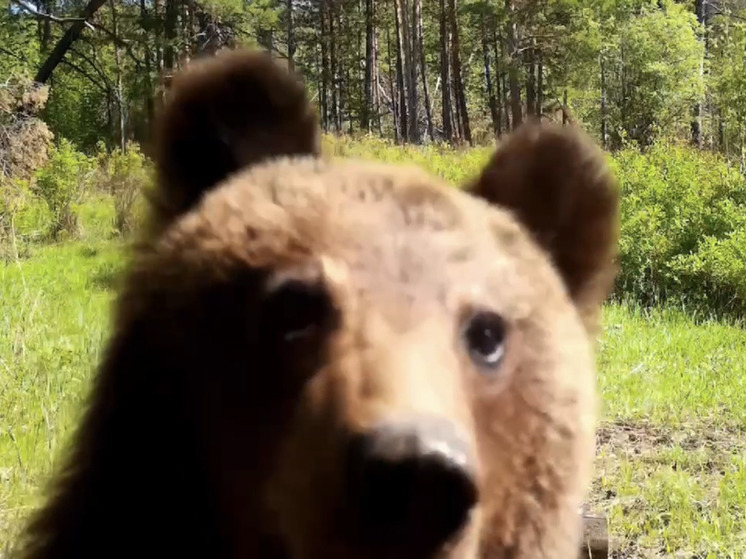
[
  {"xmin": 418, "ymin": 2, "xmax": 434, "ymax": 142},
  {"xmin": 439, "ymin": 0, "xmax": 453, "ymax": 142},
  {"xmin": 505, "ymin": 0, "xmax": 522, "ymax": 129},
  {"xmin": 320, "ymin": 2, "xmax": 330, "ymax": 132},
  {"xmin": 394, "ymin": 0, "xmax": 408, "ymax": 143},
  {"xmin": 109, "ymin": 0, "xmax": 126, "ymax": 151},
  {"xmin": 481, "ymin": 13, "xmax": 499, "ymax": 137},
  {"xmin": 537, "ymin": 57, "xmax": 543, "ymax": 116},
  {"xmin": 494, "ymin": 28, "xmax": 510, "ymax": 131},
  {"xmin": 406, "ymin": 0, "xmax": 420, "ymax": 143},
  {"xmin": 526, "ymin": 40, "xmax": 536, "ymax": 118},
  {"xmin": 600, "ymin": 53, "xmax": 608, "ymax": 149},
  {"xmin": 448, "ymin": 0, "xmax": 471, "ymax": 144},
  {"xmin": 329, "ymin": 1, "xmax": 340, "ymax": 133},
  {"xmin": 387, "ymin": 26, "xmax": 400, "ymax": 143},
  {"xmin": 286, "ymin": 0, "xmax": 295, "ymax": 71},
  {"xmin": 163, "ymin": 0, "xmax": 178, "ymax": 73},
  {"xmin": 362, "ymin": 0, "xmax": 374, "ymax": 131},
  {"xmin": 33, "ymin": 0, "xmax": 108, "ymax": 83}
]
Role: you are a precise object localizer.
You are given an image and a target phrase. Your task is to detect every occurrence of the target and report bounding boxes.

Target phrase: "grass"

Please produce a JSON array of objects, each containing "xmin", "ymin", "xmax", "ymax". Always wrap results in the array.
[
  {"xmin": 1, "ymin": 145, "xmax": 745, "ymax": 556},
  {"xmin": 594, "ymin": 305, "xmax": 746, "ymax": 557}
]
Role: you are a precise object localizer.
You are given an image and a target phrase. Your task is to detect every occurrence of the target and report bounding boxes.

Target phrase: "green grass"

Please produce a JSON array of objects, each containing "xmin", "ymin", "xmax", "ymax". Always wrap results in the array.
[
  {"xmin": 1, "ymin": 170, "xmax": 745, "ymax": 557},
  {"xmin": 594, "ymin": 305, "xmax": 746, "ymax": 557}
]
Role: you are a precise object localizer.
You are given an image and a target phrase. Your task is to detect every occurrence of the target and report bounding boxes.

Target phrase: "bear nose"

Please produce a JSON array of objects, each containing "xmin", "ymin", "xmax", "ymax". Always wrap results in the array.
[{"xmin": 345, "ymin": 415, "xmax": 478, "ymax": 554}]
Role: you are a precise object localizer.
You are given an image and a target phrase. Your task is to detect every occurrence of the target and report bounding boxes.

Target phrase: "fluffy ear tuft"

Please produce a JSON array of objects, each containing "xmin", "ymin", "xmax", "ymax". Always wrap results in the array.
[
  {"xmin": 151, "ymin": 48, "xmax": 320, "ymax": 228},
  {"xmin": 466, "ymin": 122, "xmax": 620, "ymax": 329}
]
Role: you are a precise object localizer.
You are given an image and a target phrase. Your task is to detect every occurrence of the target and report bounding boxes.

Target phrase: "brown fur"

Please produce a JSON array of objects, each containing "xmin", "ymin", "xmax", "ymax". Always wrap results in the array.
[{"xmin": 11, "ymin": 49, "xmax": 619, "ymax": 559}]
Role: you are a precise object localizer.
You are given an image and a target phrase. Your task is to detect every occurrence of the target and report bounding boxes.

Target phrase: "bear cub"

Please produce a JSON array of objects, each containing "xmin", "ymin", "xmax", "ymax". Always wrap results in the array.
[{"xmin": 13, "ymin": 49, "xmax": 619, "ymax": 559}]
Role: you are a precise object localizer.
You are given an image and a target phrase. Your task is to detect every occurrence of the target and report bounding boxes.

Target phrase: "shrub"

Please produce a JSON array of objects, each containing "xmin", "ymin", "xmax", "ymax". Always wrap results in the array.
[
  {"xmin": 609, "ymin": 140, "xmax": 746, "ymax": 317},
  {"xmin": 33, "ymin": 138, "xmax": 95, "ymax": 240},
  {"xmin": 94, "ymin": 144, "xmax": 152, "ymax": 236},
  {"xmin": 0, "ymin": 176, "xmax": 31, "ymax": 260},
  {"xmin": 322, "ymin": 133, "xmax": 493, "ymax": 185}
]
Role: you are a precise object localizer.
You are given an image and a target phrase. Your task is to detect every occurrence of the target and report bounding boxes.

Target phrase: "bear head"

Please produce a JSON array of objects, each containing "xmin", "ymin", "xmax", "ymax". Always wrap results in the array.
[{"xmin": 15, "ymin": 49, "xmax": 619, "ymax": 559}]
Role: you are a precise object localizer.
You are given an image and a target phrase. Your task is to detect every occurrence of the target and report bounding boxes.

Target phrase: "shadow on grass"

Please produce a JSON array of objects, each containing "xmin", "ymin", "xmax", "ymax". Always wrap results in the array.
[{"xmin": 87, "ymin": 263, "xmax": 122, "ymax": 291}]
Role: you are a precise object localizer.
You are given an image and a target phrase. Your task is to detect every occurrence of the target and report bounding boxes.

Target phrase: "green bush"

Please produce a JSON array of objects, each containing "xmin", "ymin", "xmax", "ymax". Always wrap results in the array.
[
  {"xmin": 0, "ymin": 176, "xmax": 30, "ymax": 260},
  {"xmin": 609, "ymin": 141, "xmax": 746, "ymax": 317},
  {"xmin": 33, "ymin": 138, "xmax": 95, "ymax": 240},
  {"xmin": 322, "ymin": 133, "xmax": 493, "ymax": 185},
  {"xmin": 94, "ymin": 144, "xmax": 152, "ymax": 236}
]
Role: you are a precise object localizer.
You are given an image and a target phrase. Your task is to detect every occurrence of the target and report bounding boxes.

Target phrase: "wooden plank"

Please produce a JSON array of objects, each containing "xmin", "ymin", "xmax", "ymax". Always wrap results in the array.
[{"xmin": 578, "ymin": 506, "xmax": 609, "ymax": 559}]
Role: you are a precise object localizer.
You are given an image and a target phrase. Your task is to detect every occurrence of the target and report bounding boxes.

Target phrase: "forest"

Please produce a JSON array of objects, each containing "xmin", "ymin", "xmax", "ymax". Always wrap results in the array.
[{"xmin": 1, "ymin": 0, "xmax": 744, "ymax": 155}]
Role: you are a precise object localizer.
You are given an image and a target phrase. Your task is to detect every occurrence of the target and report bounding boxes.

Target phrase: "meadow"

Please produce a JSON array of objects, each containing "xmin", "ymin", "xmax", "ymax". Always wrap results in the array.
[{"xmin": 1, "ymin": 138, "xmax": 745, "ymax": 557}]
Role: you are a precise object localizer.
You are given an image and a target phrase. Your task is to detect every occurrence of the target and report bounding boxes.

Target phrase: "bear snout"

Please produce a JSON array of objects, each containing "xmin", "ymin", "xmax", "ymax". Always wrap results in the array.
[{"xmin": 344, "ymin": 414, "xmax": 478, "ymax": 555}]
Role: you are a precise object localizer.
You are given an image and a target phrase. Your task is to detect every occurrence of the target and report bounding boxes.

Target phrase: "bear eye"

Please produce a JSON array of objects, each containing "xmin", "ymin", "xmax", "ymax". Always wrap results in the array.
[
  {"xmin": 462, "ymin": 310, "xmax": 506, "ymax": 371},
  {"xmin": 263, "ymin": 279, "xmax": 334, "ymax": 343}
]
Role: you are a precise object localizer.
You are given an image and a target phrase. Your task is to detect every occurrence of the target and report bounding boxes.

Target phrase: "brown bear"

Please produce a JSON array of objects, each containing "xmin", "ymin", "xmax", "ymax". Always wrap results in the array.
[{"xmin": 11, "ymin": 49, "xmax": 619, "ymax": 559}]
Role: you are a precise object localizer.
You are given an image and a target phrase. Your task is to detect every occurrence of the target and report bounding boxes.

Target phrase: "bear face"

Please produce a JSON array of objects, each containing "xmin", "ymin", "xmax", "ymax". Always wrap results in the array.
[{"xmin": 13, "ymin": 50, "xmax": 619, "ymax": 559}]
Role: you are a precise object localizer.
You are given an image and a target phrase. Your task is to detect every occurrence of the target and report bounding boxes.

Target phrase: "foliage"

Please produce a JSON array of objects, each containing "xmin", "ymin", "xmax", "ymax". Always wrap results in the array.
[
  {"xmin": 610, "ymin": 141, "xmax": 746, "ymax": 317},
  {"xmin": 94, "ymin": 143, "xmax": 152, "ymax": 236},
  {"xmin": 0, "ymin": 0, "xmax": 735, "ymax": 155},
  {"xmin": 0, "ymin": 176, "xmax": 30, "ymax": 260},
  {"xmin": 33, "ymin": 139, "xmax": 96, "ymax": 240},
  {"xmin": 323, "ymin": 134, "xmax": 493, "ymax": 184}
]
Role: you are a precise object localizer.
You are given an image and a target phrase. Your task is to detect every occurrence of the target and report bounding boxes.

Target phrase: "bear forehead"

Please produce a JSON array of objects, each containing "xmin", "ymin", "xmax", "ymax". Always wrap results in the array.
[{"xmin": 156, "ymin": 156, "xmax": 565, "ymax": 322}]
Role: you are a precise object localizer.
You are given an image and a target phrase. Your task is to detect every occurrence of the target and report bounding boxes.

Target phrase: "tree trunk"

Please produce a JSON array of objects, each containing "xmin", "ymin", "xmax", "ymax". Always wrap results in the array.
[
  {"xmin": 139, "ymin": 0, "xmax": 155, "ymax": 135},
  {"xmin": 526, "ymin": 40, "xmax": 536, "ymax": 118},
  {"xmin": 481, "ymin": 13, "xmax": 499, "ymax": 137},
  {"xmin": 504, "ymin": 0, "xmax": 522, "ymax": 129},
  {"xmin": 449, "ymin": 0, "xmax": 471, "ymax": 144},
  {"xmin": 33, "ymin": 0, "xmax": 108, "ymax": 83},
  {"xmin": 163, "ymin": 0, "xmax": 178, "ymax": 73},
  {"xmin": 329, "ymin": 2, "xmax": 340, "ymax": 133},
  {"xmin": 38, "ymin": 0, "xmax": 53, "ymax": 53},
  {"xmin": 494, "ymin": 28, "xmax": 510, "ymax": 131},
  {"xmin": 537, "ymin": 57, "xmax": 544, "ymax": 116},
  {"xmin": 439, "ymin": 0, "xmax": 453, "ymax": 142},
  {"xmin": 320, "ymin": 3, "xmax": 330, "ymax": 132},
  {"xmin": 362, "ymin": 0, "xmax": 375, "ymax": 131},
  {"xmin": 286, "ymin": 0, "xmax": 295, "ymax": 71},
  {"xmin": 394, "ymin": 0, "xmax": 408, "ymax": 143},
  {"xmin": 418, "ymin": 2, "xmax": 434, "ymax": 142},
  {"xmin": 337, "ymin": 6, "xmax": 345, "ymax": 132},
  {"xmin": 406, "ymin": 0, "xmax": 420, "ymax": 143},
  {"xmin": 109, "ymin": 0, "xmax": 126, "ymax": 151},
  {"xmin": 600, "ymin": 53, "xmax": 608, "ymax": 149},
  {"xmin": 563, "ymin": 89, "xmax": 569, "ymax": 125},
  {"xmin": 373, "ymin": 23, "xmax": 382, "ymax": 134},
  {"xmin": 691, "ymin": 0, "xmax": 707, "ymax": 148},
  {"xmin": 387, "ymin": 26, "xmax": 400, "ymax": 143}
]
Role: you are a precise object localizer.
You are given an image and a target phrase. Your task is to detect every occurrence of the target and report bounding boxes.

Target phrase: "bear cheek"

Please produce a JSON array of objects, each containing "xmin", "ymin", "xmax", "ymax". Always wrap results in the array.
[{"xmin": 470, "ymin": 318, "xmax": 596, "ymax": 554}]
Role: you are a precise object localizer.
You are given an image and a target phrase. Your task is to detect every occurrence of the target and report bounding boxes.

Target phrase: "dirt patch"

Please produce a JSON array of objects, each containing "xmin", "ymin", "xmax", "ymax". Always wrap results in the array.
[{"xmin": 589, "ymin": 419, "xmax": 746, "ymax": 558}]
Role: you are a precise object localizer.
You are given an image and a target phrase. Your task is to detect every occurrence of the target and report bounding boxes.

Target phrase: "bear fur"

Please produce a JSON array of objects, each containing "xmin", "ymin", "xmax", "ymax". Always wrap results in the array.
[{"xmin": 11, "ymin": 49, "xmax": 619, "ymax": 559}]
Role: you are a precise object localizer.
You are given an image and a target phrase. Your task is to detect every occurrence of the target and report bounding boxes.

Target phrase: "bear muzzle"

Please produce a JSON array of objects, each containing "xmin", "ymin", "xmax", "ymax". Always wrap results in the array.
[{"xmin": 343, "ymin": 414, "xmax": 479, "ymax": 556}]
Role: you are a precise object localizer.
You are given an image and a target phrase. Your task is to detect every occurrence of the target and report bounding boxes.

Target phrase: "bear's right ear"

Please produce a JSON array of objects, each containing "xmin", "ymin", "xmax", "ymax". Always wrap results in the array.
[
  {"xmin": 465, "ymin": 122, "xmax": 620, "ymax": 331},
  {"xmin": 151, "ymin": 49, "xmax": 320, "ymax": 227}
]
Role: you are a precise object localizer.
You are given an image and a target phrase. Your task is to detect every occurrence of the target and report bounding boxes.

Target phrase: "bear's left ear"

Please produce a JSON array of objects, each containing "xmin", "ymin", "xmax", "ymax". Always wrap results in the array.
[
  {"xmin": 465, "ymin": 122, "xmax": 620, "ymax": 329},
  {"xmin": 151, "ymin": 48, "xmax": 321, "ymax": 228}
]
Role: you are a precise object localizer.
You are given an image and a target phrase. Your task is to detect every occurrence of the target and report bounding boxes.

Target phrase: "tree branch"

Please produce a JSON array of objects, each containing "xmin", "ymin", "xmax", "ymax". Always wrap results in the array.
[
  {"xmin": 69, "ymin": 45, "xmax": 113, "ymax": 90},
  {"xmin": 60, "ymin": 59, "xmax": 110, "ymax": 94},
  {"xmin": 0, "ymin": 46, "xmax": 28, "ymax": 64},
  {"xmin": 10, "ymin": 0, "xmax": 94, "ymax": 30},
  {"xmin": 33, "ymin": 0, "xmax": 108, "ymax": 84}
]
